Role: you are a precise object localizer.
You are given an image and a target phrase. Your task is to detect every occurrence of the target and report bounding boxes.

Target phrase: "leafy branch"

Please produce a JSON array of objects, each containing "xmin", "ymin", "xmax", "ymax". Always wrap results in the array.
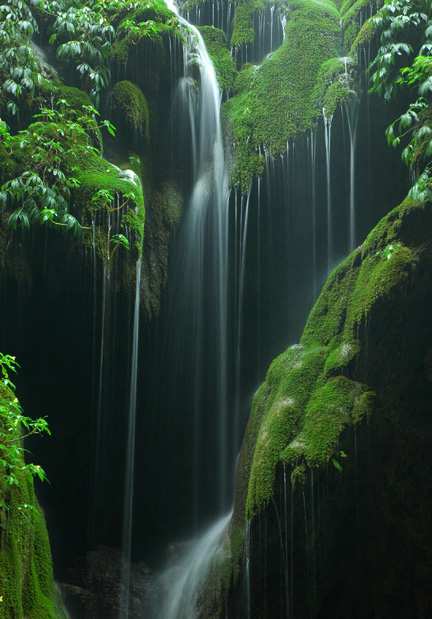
[{"xmin": 369, "ymin": 0, "xmax": 432, "ymax": 203}]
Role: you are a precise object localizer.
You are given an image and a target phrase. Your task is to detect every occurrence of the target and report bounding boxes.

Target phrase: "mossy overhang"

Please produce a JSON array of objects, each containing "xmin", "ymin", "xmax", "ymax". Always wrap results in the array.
[{"xmin": 223, "ymin": 0, "xmax": 342, "ymax": 191}]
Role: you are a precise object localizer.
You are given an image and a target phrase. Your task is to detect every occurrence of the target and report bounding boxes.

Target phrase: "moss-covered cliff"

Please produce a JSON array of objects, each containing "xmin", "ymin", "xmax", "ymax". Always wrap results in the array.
[
  {"xmin": 199, "ymin": 194, "xmax": 432, "ymax": 617},
  {"xmin": 0, "ymin": 365, "xmax": 66, "ymax": 619}
]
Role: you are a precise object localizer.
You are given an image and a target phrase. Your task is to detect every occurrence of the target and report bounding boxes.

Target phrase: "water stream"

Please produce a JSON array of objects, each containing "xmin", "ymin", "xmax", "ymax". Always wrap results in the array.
[
  {"xmin": 159, "ymin": 512, "xmax": 232, "ymax": 619},
  {"xmin": 119, "ymin": 259, "xmax": 142, "ymax": 618}
]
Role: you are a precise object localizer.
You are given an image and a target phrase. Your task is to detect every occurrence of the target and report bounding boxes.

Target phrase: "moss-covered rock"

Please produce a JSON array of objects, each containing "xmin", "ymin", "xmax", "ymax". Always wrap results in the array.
[
  {"xmin": 141, "ymin": 180, "xmax": 183, "ymax": 319},
  {"xmin": 203, "ymin": 195, "xmax": 432, "ymax": 617},
  {"xmin": 0, "ymin": 389, "xmax": 66, "ymax": 619},
  {"xmin": 312, "ymin": 56, "xmax": 359, "ymax": 117},
  {"xmin": 341, "ymin": 0, "xmax": 383, "ymax": 52},
  {"xmin": 110, "ymin": 81, "xmax": 150, "ymax": 145},
  {"xmin": 199, "ymin": 27, "xmax": 238, "ymax": 92},
  {"xmin": 245, "ymin": 197, "xmax": 429, "ymax": 517},
  {"xmin": 112, "ymin": 0, "xmax": 182, "ymax": 70},
  {"xmin": 230, "ymin": 0, "xmax": 266, "ymax": 48},
  {"xmin": 224, "ymin": 0, "xmax": 341, "ymax": 190}
]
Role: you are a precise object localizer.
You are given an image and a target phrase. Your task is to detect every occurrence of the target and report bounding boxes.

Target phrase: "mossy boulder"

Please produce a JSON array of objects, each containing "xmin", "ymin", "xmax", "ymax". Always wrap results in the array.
[
  {"xmin": 141, "ymin": 180, "xmax": 183, "ymax": 319},
  {"xmin": 245, "ymin": 197, "xmax": 431, "ymax": 517},
  {"xmin": 110, "ymin": 81, "xmax": 150, "ymax": 146},
  {"xmin": 202, "ymin": 196, "xmax": 432, "ymax": 616},
  {"xmin": 341, "ymin": 0, "xmax": 383, "ymax": 52},
  {"xmin": 312, "ymin": 56, "xmax": 359, "ymax": 117},
  {"xmin": 199, "ymin": 27, "xmax": 238, "ymax": 92}
]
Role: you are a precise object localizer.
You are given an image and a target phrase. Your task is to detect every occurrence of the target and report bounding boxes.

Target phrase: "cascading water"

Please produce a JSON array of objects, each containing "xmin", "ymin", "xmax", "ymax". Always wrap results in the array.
[
  {"xmin": 344, "ymin": 98, "xmax": 359, "ymax": 252},
  {"xmin": 163, "ymin": 0, "xmax": 230, "ymax": 514},
  {"xmin": 159, "ymin": 512, "xmax": 232, "ymax": 619},
  {"xmin": 119, "ymin": 258, "xmax": 142, "ymax": 618},
  {"xmin": 323, "ymin": 114, "xmax": 333, "ymax": 274},
  {"xmin": 153, "ymin": 2, "xmax": 233, "ymax": 612}
]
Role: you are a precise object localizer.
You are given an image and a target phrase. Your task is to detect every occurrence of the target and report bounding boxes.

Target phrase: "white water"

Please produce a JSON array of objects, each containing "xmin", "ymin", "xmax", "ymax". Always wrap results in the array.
[
  {"xmin": 165, "ymin": 0, "xmax": 230, "ymax": 514},
  {"xmin": 323, "ymin": 115, "xmax": 333, "ymax": 273},
  {"xmin": 308, "ymin": 126, "xmax": 318, "ymax": 300},
  {"xmin": 155, "ymin": 3, "xmax": 234, "ymax": 615},
  {"xmin": 159, "ymin": 512, "xmax": 232, "ymax": 619},
  {"xmin": 119, "ymin": 258, "xmax": 142, "ymax": 618},
  {"xmin": 344, "ymin": 99, "xmax": 359, "ymax": 252}
]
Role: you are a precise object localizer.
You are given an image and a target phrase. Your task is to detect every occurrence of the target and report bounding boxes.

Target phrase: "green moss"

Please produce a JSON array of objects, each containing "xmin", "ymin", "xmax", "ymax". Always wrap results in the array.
[
  {"xmin": 39, "ymin": 84, "xmax": 102, "ymax": 149},
  {"xmin": 350, "ymin": 15, "xmax": 377, "ymax": 55},
  {"xmin": 234, "ymin": 63, "xmax": 255, "ymax": 94},
  {"xmin": 312, "ymin": 56, "xmax": 358, "ymax": 117},
  {"xmin": 76, "ymin": 163, "xmax": 145, "ymax": 245},
  {"xmin": 341, "ymin": 0, "xmax": 383, "ymax": 52},
  {"xmin": 301, "ymin": 376, "xmax": 371, "ymax": 464},
  {"xmin": 246, "ymin": 346, "xmax": 328, "ymax": 514},
  {"xmin": 42, "ymin": 83, "xmax": 92, "ymax": 111},
  {"xmin": 111, "ymin": 81, "xmax": 150, "ymax": 145},
  {"xmin": 151, "ymin": 180, "xmax": 183, "ymax": 226},
  {"xmin": 324, "ymin": 339, "xmax": 362, "ymax": 375},
  {"xmin": 224, "ymin": 0, "xmax": 341, "ymax": 190},
  {"xmin": 112, "ymin": 0, "xmax": 182, "ymax": 68},
  {"xmin": 199, "ymin": 27, "xmax": 237, "ymax": 92},
  {"xmin": 230, "ymin": 0, "xmax": 265, "ymax": 48},
  {"xmin": 0, "ymin": 404, "xmax": 64, "ymax": 618},
  {"xmin": 243, "ymin": 198, "xmax": 426, "ymax": 518}
]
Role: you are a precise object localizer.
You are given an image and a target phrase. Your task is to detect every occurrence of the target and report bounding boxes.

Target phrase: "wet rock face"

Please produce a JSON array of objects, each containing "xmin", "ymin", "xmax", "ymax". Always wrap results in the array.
[{"xmin": 60, "ymin": 546, "xmax": 161, "ymax": 619}]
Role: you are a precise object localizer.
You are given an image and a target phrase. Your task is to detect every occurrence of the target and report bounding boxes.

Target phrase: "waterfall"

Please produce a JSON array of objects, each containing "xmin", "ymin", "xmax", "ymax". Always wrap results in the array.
[
  {"xmin": 344, "ymin": 99, "xmax": 359, "ymax": 252},
  {"xmin": 323, "ymin": 115, "xmax": 333, "ymax": 273},
  {"xmin": 164, "ymin": 0, "xmax": 231, "ymax": 515},
  {"xmin": 159, "ymin": 512, "xmax": 232, "ymax": 619},
  {"xmin": 119, "ymin": 259, "xmax": 142, "ymax": 618},
  {"xmin": 152, "ymin": 2, "xmax": 233, "ymax": 530},
  {"xmin": 308, "ymin": 126, "xmax": 318, "ymax": 300},
  {"xmin": 151, "ymin": 2, "xmax": 234, "ymax": 614}
]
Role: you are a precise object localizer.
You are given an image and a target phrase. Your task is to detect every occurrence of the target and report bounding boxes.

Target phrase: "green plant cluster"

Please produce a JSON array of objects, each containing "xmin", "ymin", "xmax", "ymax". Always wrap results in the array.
[
  {"xmin": 0, "ymin": 99, "xmax": 144, "ymax": 260},
  {"xmin": 0, "ymin": 0, "xmax": 44, "ymax": 118},
  {"xmin": 243, "ymin": 196, "xmax": 426, "ymax": 517},
  {"xmin": 112, "ymin": 0, "xmax": 184, "ymax": 67},
  {"xmin": 369, "ymin": 0, "xmax": 432, "ymax": 204},
  {"xmin": 0, "ymin": 354, "xmax": 64, "ymax": 619},
  {"xmin": 0, "ymin": 0, "xmax": 156, "ymax": 267},
  {"xmin": 199, "ymin": 26, "xmax": 238, "ymax": 92}
]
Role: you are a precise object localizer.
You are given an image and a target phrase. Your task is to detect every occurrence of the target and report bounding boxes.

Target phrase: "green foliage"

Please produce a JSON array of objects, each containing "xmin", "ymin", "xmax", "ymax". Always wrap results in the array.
[
  {"xmin": 0, "ymin": 353, "xmax": 63, "ymax": 619},
  {"xmin": 109, "ymin": 232, "xmax": 131, "ymax": 259},
  {"xmin": 0, "ymin": 102, "xmax": 112, "ymax": 237},
  {"xmin": 0, "ymin": 354, "xmax": 49, "ymax": 504},
  {"xmin": 49, "ymin": 4, "xmax": 115, "ymax": 106},
  {"xmin": 369, "ymin": 0, "xmax": 432, "ymax": 203},
  {"xmin": 0, "ymin": 0, "xmax": 43, "ymax": 117}
]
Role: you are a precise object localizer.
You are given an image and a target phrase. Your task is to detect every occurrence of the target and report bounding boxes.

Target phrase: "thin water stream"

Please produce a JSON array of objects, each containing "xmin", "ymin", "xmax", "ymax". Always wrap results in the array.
[{"xmin": 159, "ymin": 512, "xmax": 232, "ymax": 619}]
